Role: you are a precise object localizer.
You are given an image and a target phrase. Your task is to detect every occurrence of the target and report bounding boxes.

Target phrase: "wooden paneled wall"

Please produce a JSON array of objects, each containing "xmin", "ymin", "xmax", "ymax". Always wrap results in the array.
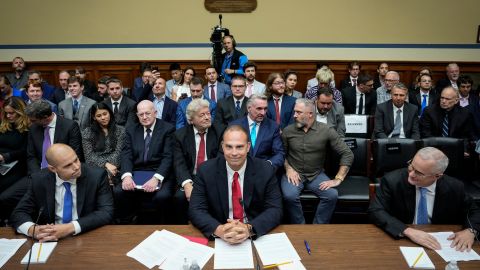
[{"xmin": 1, "ymin": 61, "xmax": 479, "ymax": 92}]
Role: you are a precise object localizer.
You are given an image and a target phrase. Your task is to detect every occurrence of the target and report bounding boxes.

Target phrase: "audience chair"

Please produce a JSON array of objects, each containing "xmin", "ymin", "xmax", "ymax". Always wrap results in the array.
[{"xmin": 373, "ymin": 138, "xmax": 419, "ymax": 180}]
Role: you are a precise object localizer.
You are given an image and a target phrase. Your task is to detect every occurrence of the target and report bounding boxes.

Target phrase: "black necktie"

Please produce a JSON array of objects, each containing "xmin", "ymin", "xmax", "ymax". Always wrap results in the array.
[
  {"xmin": 113, "ymin": 101, "xmax": 119, "ymax": 115},
  {"xmin": 144, "ymin": 128, "xmax": 152, "ymax": 162},
  {"xmin": 358, "ymin": 94, "xmax": 364, "ymax": 114},
  {"xmin": 235, "ymin": 100, "xmax": 241, "ymax": 117}
]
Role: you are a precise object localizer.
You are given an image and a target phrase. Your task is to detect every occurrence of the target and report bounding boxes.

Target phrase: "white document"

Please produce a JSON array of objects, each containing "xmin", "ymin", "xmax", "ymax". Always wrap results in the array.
[
  {"xmin": 0, "ymin": 238, "xmax": 27, "ymax": 268},
  {"xmin": 127, "ymin": 230, "xmax": 189, "ymax": 269},
  {"xmin": 345, "ymin": 114, "xmax": 368, "ymax": 133},
  {"xmin": 0, "ymin": 160, "xmax": 18, "ymax": 175},
  {"xmin": 253, "ymin": 232, "xmax": 301, "ymax": 266},
  {"xmin": 399, "ymin": 247, "xmax": 435, "ymax": 269},
  {"xmin": 21, "ymin": 242, "xmax": 57, "ymax": 264},
  {"xmin": 430, "ymin": 232, "xmax": 480, "ymax": 262},
  {"xmin": 160, "ymin": 240, "xmax": 214, "ymax": 270},
  {"xmin": 278, "ymin": 260, "xmax": 306, "ymax": 270},
  {"xmin": 214, "ymin": 238, "xmax": 253, "ymax": 269}
]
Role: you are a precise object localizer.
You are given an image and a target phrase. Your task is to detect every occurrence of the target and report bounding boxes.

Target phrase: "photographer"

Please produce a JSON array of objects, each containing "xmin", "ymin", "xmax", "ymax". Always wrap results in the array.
[{"xmin": 220, "ymin": 35, "xmax": 248, "ymax": 85}]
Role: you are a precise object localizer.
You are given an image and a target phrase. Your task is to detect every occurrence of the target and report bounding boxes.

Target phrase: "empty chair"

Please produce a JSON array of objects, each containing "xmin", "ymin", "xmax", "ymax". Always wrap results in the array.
[
  {"xmin": 422, "ymin": 137, "xmax": 464, "ymax": 179},
  {"xmin": 373, "ymin": 138, "xmax": 419, "ymax": 179}
]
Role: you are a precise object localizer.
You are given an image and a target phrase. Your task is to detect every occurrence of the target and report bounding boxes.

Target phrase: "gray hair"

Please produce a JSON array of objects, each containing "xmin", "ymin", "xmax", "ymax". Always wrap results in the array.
[
  {"xmin": 385, "ymin": 71, "xmax": 400, "ymax": 79},
  {"xmin": 246, "ymin": 94, "xmax": 268, "ymax": 108},
  {"xmin": 391, "ymin": 82, "xmax": 408, "ymax": 92},
  {"xmin": 295, "ymin": 98, "xmax": 316, "ymax": 116},
  {"xmin": 25, "ymin": 99, "xmax": 53, "ymax": 119},
  {"xmin": 416, "ymin": 147, "xmax": 449, "ymax": 174},
  {"xmin": 186, "ymin": 99, "xmax": 210, "ymax": 122}
]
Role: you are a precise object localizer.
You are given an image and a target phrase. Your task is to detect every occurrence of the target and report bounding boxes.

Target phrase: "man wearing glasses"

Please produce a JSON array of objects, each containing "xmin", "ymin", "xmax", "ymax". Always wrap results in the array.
[
  {"xmin": 369, "ymin": 147, "xmax": 480, "ymax": 251},
  {"xmin": 376, "ymin": 71, "xmax": 400, "ymax": 105}
]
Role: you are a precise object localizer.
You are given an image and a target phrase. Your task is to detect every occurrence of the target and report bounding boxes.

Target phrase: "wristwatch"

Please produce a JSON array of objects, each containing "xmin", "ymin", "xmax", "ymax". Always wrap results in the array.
[{"xmin": 468, "ymin": 227, "xmax": 479, "ymax": 237}]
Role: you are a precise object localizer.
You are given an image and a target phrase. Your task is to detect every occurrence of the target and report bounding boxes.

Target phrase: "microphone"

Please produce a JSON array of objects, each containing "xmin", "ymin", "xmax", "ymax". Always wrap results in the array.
[
  {"xmin": 239, "ymin": 199, "xmax": 261, "ymax": 270},
  {"xmin": 25, "ymin": 206, "xmax": 44, "ymax": 270},
  {"xmin": 219, "ymin": 14, "xmax": 223, "ymax": 27}
]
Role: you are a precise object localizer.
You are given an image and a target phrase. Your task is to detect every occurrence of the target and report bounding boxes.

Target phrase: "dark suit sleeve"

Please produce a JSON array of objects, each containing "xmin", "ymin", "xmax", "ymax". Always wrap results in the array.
[
  {"xmin": 373, "ymin": 105, "xmax": 388, "ymax": 138},
  {"xmin": 173, "ymin": 132, "xmax": 194, "ymax": 187},
  {"xmin": 156, "ymin": 124, "xmax": 175, "ymax": 178},
  {"xmin": 10, "ymin": 175, "xmax": 38, "ymax": 229},
  {"xmin": 213, "ymin": 100, "xmax": 227, "ymax": 132},
  {"xmin": 120, "ymin": 126, "xmax": 135, "ymax": 174},
  {"xmin": 176, "ymin": 105, "xmax": 187, "ymax": 129},
  {"xmin": 268, "ymin": 125, "xmax": 285, "ymax": 170},
  {"xmin": 68, "ymin": 121, "xmax": 84, "ymax": 162},
  {"xmin": 410, "ymin": 106, "xmax": 421, "ymax": 140},
  {"xmin": 27, "ymin": 129, "xmax": 41, "ymax": 174},
  {"xmin": 419, "ymin": 108, "xmax": 435, "ymax": 138}
]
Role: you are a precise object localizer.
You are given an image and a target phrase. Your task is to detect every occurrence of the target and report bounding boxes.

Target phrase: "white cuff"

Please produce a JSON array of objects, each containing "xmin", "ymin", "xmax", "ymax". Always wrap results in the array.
[
  {"xmin": 181, "ymin": 179, "xmax": 193, "ymax": 188},
  {"xmin": 121, "ymin": 172, "xmax": 132, "ymax": 180},
  {"xmin": 154, "ymin": 173, "xmax": 164, "ymax": 183},
  {"xmin": 72, "ymin": 221, "xmax": 81, "ymax": 235},
  {"xmin": 17, "ymin": 222, "xmax": 35, "ymax": 236}
]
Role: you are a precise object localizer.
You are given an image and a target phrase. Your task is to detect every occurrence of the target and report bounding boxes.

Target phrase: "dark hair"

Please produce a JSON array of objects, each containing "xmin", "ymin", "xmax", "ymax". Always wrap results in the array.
[
  {"xmin": 222, "ymin": 35, "xmax": 237, "ymax": 48},
  {"xmin": 0, "ymin": 75, "xmax": 11, "ymax": 86},
  {"xmin": 139, "ymin": 62, "xmax": 151, "ymax": 73},
  {"xmin": 97, "ymin": 76, "xmax": 110, "ymax": 85},
  {"xmin": 316, "ymin": 62, "xmax": 330, "ymax": 70},
  {"xmin": 25, "ymin": 99, "xmax": 52, "ymax": 119},
  {"xmin": 349, "ymin": 61, "xmax": 361, "ymax": 70},
  {"xmin": 89, "ymin": 102, "xmax": 118, "ymax": 152},
  {"xmin": 179, "ymin": 66, "xmax": 196, "ymax": 85},
  {"xmin": 317, "ymin": 87, "xmax": 334, "ymax": 98},
  {"xmin": 418, "ymin": 73, "xmax": 432, "ymax": 83},
  {"xmin": 243, "ymin": 61, "xmax": 257, "ymax": 73},
  {"xmin": 107, "ymin": 77, "xmax": 122, "ymax": 87},
  {"xmin": 169, "ymin": 62, "xmax": 181, "ymax": 71},
  {"xmin": 190, "ymin": 76, "xmax": 204, "ymax": 87},
  {"xmin": 75, "ymin": 66, "xmax": 86, "ymax": 74},
  {"xmin": 68, "ymin": 76, "xmax": 83, "ymax": 86},
  {"xmin": 284, "ymin": 70, "xmax": 297, "ymax": 80},
  {"xmin": 265, "ymin": 72, "xmax": 284, "ymax": 99},
  {"xmin": 357, "ymin": 73, "xmax": 373, "ymax": 85},
  {"xmin": 457, "ymin": 75, "xmax": 473, "ymax": 86}
]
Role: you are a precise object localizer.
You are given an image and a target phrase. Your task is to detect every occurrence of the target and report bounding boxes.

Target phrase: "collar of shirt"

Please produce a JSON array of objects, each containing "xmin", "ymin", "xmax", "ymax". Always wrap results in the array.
[
  {"xmin": 208, "ymin": 82, "xmax": 217, "ymax": 88},
  {"xmin": 273, "ymin": 95, "xmax": 283, "ymax": 102},
  {"xmin": 193, "ymin": 126, "xmax": 208, "ymax": 136},
  {"xmin": 234, "ymin": 96, "xmax": 245, "ymax": 103},
  {"xmin": 48, "ymin": 113, "xmax": 57, "ymax": 129},
  {"xmin": 55, "ymin": 173, "xmax": 77, "ymax": 186},
  {"xmin": 350, "ymin": 76, "xmax": 358, "ymax": 81},
  {"xmin": 144, "ymin": 119, "xmax": 156, "ymax": 134},
  {"xmin": 72, "ymin": 95, "xmax": 83, "ymax": 105},
  {"xmin": 111, "ymin": 96, "xmax": 123, "ymax": 106},
  {"xmin": 393, "ymin": 104, "xmax": 404, "ymax": 112},
  {"xmin": 355, "ymin": 87, "xmax": 363, "ymax": 95},
  {"xmin": 154, "ymin": 94, "xmax": 165, "ymax": 102},
  {"xmin": 247, "ymin": 115, "xmax": 260, "ymax": 128},
  {"xmin": 226, "ymin": 159, "xmax": 247, "ymax": 183}
]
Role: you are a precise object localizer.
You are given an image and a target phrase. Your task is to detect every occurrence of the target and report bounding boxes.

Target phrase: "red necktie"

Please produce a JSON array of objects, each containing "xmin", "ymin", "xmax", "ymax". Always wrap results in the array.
[
  {"xmin": 210, "ymin": 85, "xmax": 216, "ymax": 102},
  {"xmin": 232, "ymin": 172, "xmax": 243, "ymax": 221},
  {"xmin": 196, "ymin": 132, "xmax": 206, "ymax": 170},
  {"xmin": 274, "ymin": 98, "xmax": 281, "ymax": 125}
]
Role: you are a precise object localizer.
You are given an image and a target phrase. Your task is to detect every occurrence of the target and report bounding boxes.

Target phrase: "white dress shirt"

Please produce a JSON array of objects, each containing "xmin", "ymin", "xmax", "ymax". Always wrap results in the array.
[
  {"xmin": 247, "ymin": 116, "xmax": 260, "ymax": 138},
  {"xmin": 226, "ymin": 160, "xmax": 247, "ymax": 220},
  {"xmin": 355, "ymin": 87, "xmax": 366, "ymax": 114}
]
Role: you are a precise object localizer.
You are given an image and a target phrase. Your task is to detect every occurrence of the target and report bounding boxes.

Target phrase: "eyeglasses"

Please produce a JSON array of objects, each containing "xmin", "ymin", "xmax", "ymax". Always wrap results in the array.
[
  {"xmin": 272, "ymin": 81, "xmax": 285, "ymax": 86},
  {"xmin": 406, "ymin": 160, "xmax": 437, "ymax": 178},
  {"xmin": 231, "ymin": 85, "xmax": 246, "ymax": 89},
  {"xmin": 136, "ymin": 112, "xmax": 153, "ymax": 117}
]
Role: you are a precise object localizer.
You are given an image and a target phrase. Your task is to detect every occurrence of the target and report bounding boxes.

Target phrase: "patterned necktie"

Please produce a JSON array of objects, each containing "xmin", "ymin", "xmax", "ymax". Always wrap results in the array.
[
  {"xmin": 232, "ymin": 172, "xmax": 243, "ymax": 221},
  {"xmin": 144, "ymin": 128, "xmax": 152, "ymax": 162},
  {"xmin": 352, "ymin": 78, "xmax": 357, "ymax": 86},
  {"xmin": 73, "ymin": 99, "xmax": 79, "ymax": 115},
  {"xmin": 41, "ymin": 127, "xmax": 51, "ymax": 169},
  {"xmin": 358, "ymin": 93, "xmax": 364, "ymax": 114},
  {"xmin": 210, "ymin": 85, "xmax": 216, "ymax": 102},
  {"xmin": 196, "ymin": 132, "xmax": 206, "ymax": 171},
  {"xmin": 420, "ymin": 94, "xmax": 427, "ymax": 116},
  {"xmin": 417, "ymin": 187, "xmax": 429, "ymax": 224},
  {"xmin": 391, "ymin": 109, "xmax": 402, "ymax": 138},
  {"xmin": 274, "ymin": 98, "xmax": 281, "ymax": 125},
  {"xmin": 113, "ymin": 101, "xmax": 119, "ymax": 115},
  {"xmin": 62, "ymin": 182, "xmax": 73, "ymax": 224},
  {"xmin": 442, "ymin": 113, "xmax": 449, "ymax": 137},
  {"xmin": 250, "ymin": 122, "xmax": 257, "ymax": 148},
  {"xmin": 235, "ymin": 100, "xmax": 241, "ymax": 117}
]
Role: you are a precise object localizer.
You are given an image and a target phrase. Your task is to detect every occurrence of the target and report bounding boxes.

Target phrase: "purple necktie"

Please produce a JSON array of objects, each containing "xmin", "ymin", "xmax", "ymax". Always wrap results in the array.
[{"xmin": 41, "ymin": 127, "xmax": 51, "ymax": 169}]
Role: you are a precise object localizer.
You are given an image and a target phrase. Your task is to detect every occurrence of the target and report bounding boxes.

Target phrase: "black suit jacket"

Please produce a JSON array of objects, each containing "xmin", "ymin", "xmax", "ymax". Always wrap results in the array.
[
  {"xmin": 368, "ymin": 168, "xmax": 480, "ymax": 238},
  {"xmin": 408, "ymin": 90, "xmax": 437, "ymax": 116},
  {"xmin": 419, "ymin": 104, "xmax": 474, "ymax": 141},
  {"xmin": 51, "ymin": 87, "xmax": 67, "ymax": 105},
  {"xmin": 102, "ymin": 96, "xmax": 137, "ymax": 126},
  {"xmin": 120, "ymin": 119, "xmax": 174, "ymax": 178},
  {"xmin": 160, "ymin": 96, "xmax": 178, "ymax": 126},
  {"xmin": 213, "ymin": 96, "xmax": 248, "ymax": 132},
  {"xmin": 10, "ymin": 164, "xmax": 114, "ymax": 234},
  {"xmin": 173, "ymin": 124, "xmax": 223, "ymax": 187},
  {"xmin": 189, "ymin": 155, "xmax": 283, "ymax": 238},
  {"xmin": 435, "ymin": 77, "xmax": 453, "ymax": 95},
  {"xmin": 27, "ymin": 116, "xmax": 84, "ymax": 174},
  {"xmin": 340, "ymin": 77, "xmax": 355, "ymax": 90},
  {"xmin": 373, "ymin": 100, "xmax": 420, "ymax": 139},
  {"xmin": 341, "ymin": 86, "xmax": 377, "ymax": 115}
]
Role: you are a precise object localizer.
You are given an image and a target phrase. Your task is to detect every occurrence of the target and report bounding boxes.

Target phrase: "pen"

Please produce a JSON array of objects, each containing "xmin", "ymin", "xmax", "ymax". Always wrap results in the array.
[
  {"xmin": 263, "ymin": 261, "xmax": 293, "ymax": 269},
  {"xmin": 412, "ymin": 251, "xmax": 424, "ymax": 267},
  {"xmin": 36, "ymin": 243, "xmax": 43, "ymax": 262},
  {"xmin": 304, "ymin": 240, "xmax": 311, "ymax": 255}
]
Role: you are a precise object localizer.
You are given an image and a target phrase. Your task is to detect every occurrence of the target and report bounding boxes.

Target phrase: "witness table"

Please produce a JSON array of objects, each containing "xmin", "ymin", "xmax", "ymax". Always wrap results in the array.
[{"xmin": 1, "ymin": 224, "xmax": 480, "ymax": 269}]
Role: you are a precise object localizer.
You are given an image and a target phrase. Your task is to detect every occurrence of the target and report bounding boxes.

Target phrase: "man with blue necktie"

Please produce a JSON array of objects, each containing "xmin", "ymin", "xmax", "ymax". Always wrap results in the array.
[
  {"xmin": 369, "ymin": 147, "xmax": 480, "ymax": 251},
  {"xmin": 10, "ymin": 144, "xmax": 113, "ymax": 241},
  {"xmin": 409, "ymin": 74, "xmax": 437, "ymax": 117}
]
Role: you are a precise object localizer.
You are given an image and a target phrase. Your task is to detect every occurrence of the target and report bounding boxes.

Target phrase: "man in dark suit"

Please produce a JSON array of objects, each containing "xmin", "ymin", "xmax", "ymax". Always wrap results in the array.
[
  {"xmin": 369, "ymin": 147, "xmax": 480, "ymax": 251},
  {"xmin": 173, "ymin": 99, "xmax": 223, "ymax": 224},
  {"xmin": 150, "ymin": 77, "xmax": 177, "ymax": 126},
  {"xmin": 214, "ymin": 76, "xmax": 249, "ymax": 132},
  {"xmin": 26, "ymin": 99, "xmax": 83, "ymax": 175},
  {"xmin": 374, "ymin": 83, "xmax": 420, "ymax": 139},
  {"xmin": 408, "ymin": 74, "xmax": 437, "ymax": 117},
  {"xmin": 457, "ymin": 75, "xmax": 480, "ymax": 138},
  {"xmin": 230, "ymin": 94, "xmax": 285, "ymax": 171},
  {"xmin": 265, "ymin": 73, "xmax": 296, "ymax": 130},
  {"xmin": 189, "ymin": 125, "xmax": 282, "ymax": 243},
  {"xmin": 10, "ymin": 144, "xmax": 113, "ymax": 241},
  {"xmin": 204, "ymin": 66, "xmax": 231, "ymax": 102},
  {"xmin": 341, "ymin": 73, "xmax": 377, "ymax": 115},
  {"xmin": 102, "ymin": 78, "xmax": 136, "ymax": 127},
  {"xmin": 339, "ymin": 61, "xmax": 361, "ymax": 90},
  {"xmin": 51, "ymin": 70, "xmax": 71, "ymax": 104},
  {"xmin": 114, "ymin": 100, "xmax": 175, "ymax": 224},
  {"xmin": 435, "ymin": 63, "xmax": 460, "ymax": 95}
]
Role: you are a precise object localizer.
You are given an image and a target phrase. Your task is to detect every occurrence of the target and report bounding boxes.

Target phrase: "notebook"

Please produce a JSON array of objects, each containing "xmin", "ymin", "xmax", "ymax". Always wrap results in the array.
[
  {"xmin": 21, "ymin": 242, "xmax": 57, "ymax": 264},
  {"xmin": 399, "ymin": 246, "xmax": 435, "ymax": 269}
]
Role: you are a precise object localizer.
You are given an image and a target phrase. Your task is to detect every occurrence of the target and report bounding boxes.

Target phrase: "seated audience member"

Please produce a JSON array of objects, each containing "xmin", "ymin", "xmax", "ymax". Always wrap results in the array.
[
  {"xmin": 133, "ymin": 62, "xmax": 151, "ymax": 97},
  {"xmin": 189, "ymin": 125, "xmax": 282, "ymax": 242},
  {"xmin": 74, "ymin": 66, "xmax": 97, "ymax": 99},
  {"xmin": 81, "ymin": 103, "xmax": 125, "ymax": 185},
  {"xmin": 435, "ymin": 63, "xmax": 460, "ymax": 94},
  {"xmin": 420, "ymin": 86, "xmax": 475, "ymax": 154},
  {"xmin": 166, "ymin": 63, "xmax": 183, "ymax": 98},
  {"xmin": 457, "ymin": 75, "xmax": 477, "ymax": 108},
  {"xmin": 409, "ymin": 74, "xmax": 436, "ymax": 117},
  {"xmin": 176, "ymin": 77, "xmax": 216, "ymax": 129},
  {"xmin": 376, "ymin": 71, "xmax": 400, "ymax": 105},
  {"xmin": 374, "ymin": 83, "xmax": 420, "ymax": 139},
  {"xmin": 373, "ymin": 62, "xmax": 389, "ymax": 90},
  {"xmin": 284, "ymin": 70, "xmax": 303, "ymax": 98},
  {"xmin": 173, "ymin": 99, "xmax": 223, "ymax": 224},
  {"xmin": 26, "ymin": 99, "xmax": 83, "ymax": 174},
  {"xmin": 10, "ymin": 143, "xmax": 114, "ymax": 241},
  {"xmin": 0, "ymin": 97, "xmax": 29, "ymax": 223},
  {"xmin": 131, "ymin": 67, "xmax": 160, "ymax": 102},
  {"xmin": 22, "ymin": 70, "xmax": 55, "ymax": 101},
  {"xmin": 316, "ymin": 87, "xmax": 346, "ymax": 137},
  {"xmin": 150, "ymin": 77, "xmax": 177, "ymax": 126},
  {"xmin": 282, "ymin": 98, "xmax": 353, "ymax": 224},
  {"xmin": 220, "ymin": 35, "xmax": 248, "ymax": 85},
  {"xmin": 102, "ymin": 78, "xmax": 136, "ymax": 127},
  {"xmin": 230, "ymin": 94, "xmax": 285, "ymax": 171},
  {"xmin": 306, "ymin": 62, "xmax": 336, "ymax": 93},
  {"xmin": 369, "ymin": 147, "xmax": 480, "ymax": 251},
  {"xmin": 410, "ymin": 67, "xmax": 433, "ymax": 92},
  {"xmin": 58, "ymin": 76, "xmax": 96, "ymax": 130},
  {"xmin": 90, "ymin": 76, "xmax": 110, "ymax": 102},
  {"xmin": 214, "ymin": 76, "xmax": 249, "ymax": 132},
  {"xmin": 25, "ymin": 81, "xmax": 57, "ymax": 113},
  {"xmin": 244, "ymin": 61, "xmax": 265, "ymax": 97},
  {"xmin": 305, "ymin": 66, "xmax": 342, "ymax": 104},
  {"xmin": 0, "ymin": 75, "xmax": 22, "ymax": 99},
  {"xmin": 265, "ymin": 72, "xmax": 296, "ymax": 129},
  {"xmin": 204, "ymin": 66, "xmax": 231, "ymax": 102},
  {"xmin": 341, "ymin": 73, "xmax": 377, "ymax": 115},
  {"xmin": 171, "ymin": 67, "xmax": 195, "ymax": 102},
  {"xmin": 5, "ymin": 57, "xmax": 28, "ymax": 90},
  {"xmin": 51, "ymin": 70, "xmax": 71, "ymax": 104},
  {"xmin": 114, "ymin": 100, "xmax": 175, "ymax": 224},
  {"xmin": 339, "ymin": 61, "xmax": 361, "ymax": 90}
]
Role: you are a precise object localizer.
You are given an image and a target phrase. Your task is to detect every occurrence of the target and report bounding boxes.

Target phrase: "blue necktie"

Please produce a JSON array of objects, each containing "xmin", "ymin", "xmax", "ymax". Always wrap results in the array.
[
  {"xmin": 417, "ymin": 187, "xmax": 429, "ymax": 224},
  {"xmin": 73, "ymin": 99, "xmax": 79, "ymax": 115},
  {"xmin": 250, "ymin": 123, "xmax": 257, "ymax": 148},
  {"xmin": 420, "ymin": 94, "xmax": 427, "ymax": 116},
  {"xmin": 62, "ymin": 182, "xmax": 73, "ymax": 224},
  {"xmin": 442, "ymin": 113, "xmax": 449, "ymax": 137}
]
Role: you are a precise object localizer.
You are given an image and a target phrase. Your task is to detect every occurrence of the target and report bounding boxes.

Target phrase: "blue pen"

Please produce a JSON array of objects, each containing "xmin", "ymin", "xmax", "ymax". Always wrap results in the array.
[{"xmin": 304, "ymin": 240, "xmax": 311, "ymax": 255}]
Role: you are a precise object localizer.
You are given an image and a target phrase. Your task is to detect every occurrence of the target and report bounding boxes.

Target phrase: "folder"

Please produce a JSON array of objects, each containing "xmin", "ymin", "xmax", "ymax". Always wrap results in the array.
[{"xmin": 133, "ymin": 171, "xmax": 159, "ymax": 190}]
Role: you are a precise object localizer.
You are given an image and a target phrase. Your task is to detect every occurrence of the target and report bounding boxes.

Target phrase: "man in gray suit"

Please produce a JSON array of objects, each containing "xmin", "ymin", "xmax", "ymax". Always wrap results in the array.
[
  {"xmin": 204, "ymin": 66, "xmax": 231, "ymax": 102},
  {"xmin": 58, "ymin": 76, "xmax": 96, "ymax": 130},
  {"xmin": 244, "ymin": 61, "xmax": 265, "ymax": 97},
  {"xmin": 374, "ymin": 83, "xmax": 420, "ymax": 139},
  {"xmin": 316, "ymin": 87, "xmax": 346, "ymax": 137}
]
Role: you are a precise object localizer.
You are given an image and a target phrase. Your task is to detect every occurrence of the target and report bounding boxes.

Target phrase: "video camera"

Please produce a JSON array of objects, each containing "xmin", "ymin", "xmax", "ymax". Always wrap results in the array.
[{"xmin": 210, "ymin": 14, "xmax": 230, "ymax": 79}]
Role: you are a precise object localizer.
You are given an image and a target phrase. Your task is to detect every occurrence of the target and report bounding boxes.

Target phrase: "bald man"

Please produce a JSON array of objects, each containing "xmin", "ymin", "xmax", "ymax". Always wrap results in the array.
[
  {"xmin": 10, "ymin": 144, "xmax": 113, "ymax": 241},
  {"xmin": 114, "ymin": 100, "xmax": 175, "ymax": 224}
]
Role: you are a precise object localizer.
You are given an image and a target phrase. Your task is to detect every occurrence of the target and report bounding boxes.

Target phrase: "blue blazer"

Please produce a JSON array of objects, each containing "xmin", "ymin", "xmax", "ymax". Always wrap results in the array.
[
  {"xmin": 266, "ymin": 95, "xmax": 296, "ymax": 129},
  {"xmin": 176, "ymin": 97, "xmax": 217, "ymax": 129},
  {"xmin": 203, "ymin": 82, "xmax": 232, "ymax": 102},
  {"xmin": 230, "ymin": 116, "xmax": 285, "ymax": 170}
]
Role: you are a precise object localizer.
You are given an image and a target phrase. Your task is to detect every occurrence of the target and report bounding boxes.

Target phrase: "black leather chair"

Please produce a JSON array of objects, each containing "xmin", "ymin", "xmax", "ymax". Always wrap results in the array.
[
  {"xmin": 373, "ymin": 138, "xmax": 419, "ymax": 179},
  {"xmin": 421, "ymin": 137, "xmax": 465, "ymax": 179}
]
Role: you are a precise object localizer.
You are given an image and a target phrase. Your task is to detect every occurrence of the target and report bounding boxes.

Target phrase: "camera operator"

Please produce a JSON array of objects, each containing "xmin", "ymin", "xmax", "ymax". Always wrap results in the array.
[{"xmin": 220, "ymin": 35, "xmax": 248, "ymax": 85}]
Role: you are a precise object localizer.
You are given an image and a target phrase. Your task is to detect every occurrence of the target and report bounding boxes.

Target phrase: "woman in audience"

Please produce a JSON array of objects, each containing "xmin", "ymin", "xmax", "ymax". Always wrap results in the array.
[
  {"xmin": 0, "ymin": 97, "xmax": 29, "ymax": 222},
  {"xmin": 284, "ymin": 70, "xmax": 303, "ymax": 98},
  {"xmin": 171, "ymin": 67, "xmax": 195, "ymax": 102},
  {"xmin": 305, "ymin": 67, "xmax": 342, "ymax": 104},
  {"xmin": 81, "ymin": 103, "xmax": 125, "ymax": 185}
]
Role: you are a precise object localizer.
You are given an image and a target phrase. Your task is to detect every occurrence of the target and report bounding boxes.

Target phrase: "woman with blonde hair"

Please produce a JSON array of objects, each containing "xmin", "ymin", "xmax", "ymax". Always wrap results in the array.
[{"xmin": 305, "ymin": 67, "xmax": 342, "ymax": 104}]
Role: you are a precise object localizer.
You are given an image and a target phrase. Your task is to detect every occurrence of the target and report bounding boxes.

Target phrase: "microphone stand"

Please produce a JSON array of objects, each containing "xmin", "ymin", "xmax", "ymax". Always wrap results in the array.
[
  {"xmin": 240, "ymin": 199, "xmax": 261, "ymax": 270},
  {"xmin": 25, "ymin": 207, "xmax": 44, "ymax": 270}
]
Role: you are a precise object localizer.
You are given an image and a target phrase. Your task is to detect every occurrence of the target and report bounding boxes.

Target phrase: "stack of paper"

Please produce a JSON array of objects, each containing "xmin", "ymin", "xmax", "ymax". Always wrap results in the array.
[
  {"xmin": 0, "ymin": 238, "xmax": 27, "ymax": 268},
  {"xmin": 399, "ymin": 247, "xmax": 435, "ymax": 269},
  {"xmin": 430, "ymin": 232, "xmax": 480, "ymax": 262},
  {"xmin": 253, "ymin": 233, "xmax": 305, "ymax": 269},
  {"xmin": 214, "ymin": 239, "xmax": 253, "ymax": 269},
  {"xmin": 21, "ymin": 242, "xmax": 57, "ymax": 264}
]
